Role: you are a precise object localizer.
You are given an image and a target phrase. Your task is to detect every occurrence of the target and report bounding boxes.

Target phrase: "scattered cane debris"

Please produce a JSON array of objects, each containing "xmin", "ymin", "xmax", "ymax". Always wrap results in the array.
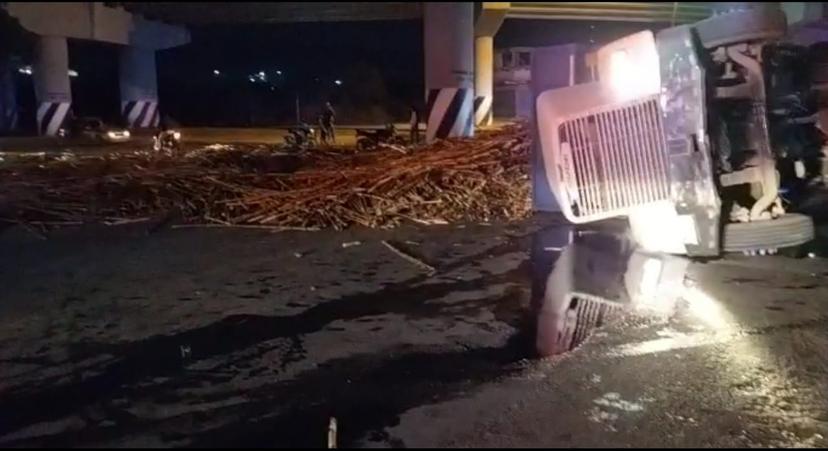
[
  {"xmin": 1, "ymin": 125, "xmax": 530, "ymax": 232},
  {"xmin": 381, "ymin": 239, "xmax": 436, "ymax": 275}
]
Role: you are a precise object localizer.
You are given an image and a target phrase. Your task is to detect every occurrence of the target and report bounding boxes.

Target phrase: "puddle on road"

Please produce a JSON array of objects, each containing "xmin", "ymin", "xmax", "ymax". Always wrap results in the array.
[{"xmin": 529, "ymin": 226, "xmax": 689, "ymax": 358}]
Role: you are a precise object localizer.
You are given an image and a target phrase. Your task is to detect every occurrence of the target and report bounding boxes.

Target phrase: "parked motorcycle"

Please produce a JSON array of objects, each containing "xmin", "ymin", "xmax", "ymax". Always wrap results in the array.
[
  {"xmin": 283, "ymin": 123, "xmax": 317, "ymax": 151},
  {"xmin": 355, "ymin": 124, "xmax": 404, "ymax": 151},
  {"xmin": 153, "ymin": 129, "xmax": 182, "ymax": 152}
]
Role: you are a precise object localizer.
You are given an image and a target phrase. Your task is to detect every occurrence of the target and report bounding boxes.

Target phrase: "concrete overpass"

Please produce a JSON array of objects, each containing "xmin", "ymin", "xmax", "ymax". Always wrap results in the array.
[
  {"xmin": 119, "ymin": 2, "xmax": 715, "ymax": 24},
  {"xmin": 1, "ymin": 2, "xmax": 189, "ymax": 135},
  {"xmin": 119, "ymin": 2, "xmax": 424, "ymax": 24},
  {"xmin": 118, "ymin": 2, "xmax": 721, "ymax": 136},
  {"xmin": 5, "ymin": 2, "xmax": 828, "ymax": 141}
]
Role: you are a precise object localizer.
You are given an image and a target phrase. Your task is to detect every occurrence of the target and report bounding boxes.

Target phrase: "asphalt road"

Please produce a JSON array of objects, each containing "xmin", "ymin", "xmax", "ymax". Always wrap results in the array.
[{"xmin": 1, "ymin": 214, "xmax": 828, "ymax": 447}]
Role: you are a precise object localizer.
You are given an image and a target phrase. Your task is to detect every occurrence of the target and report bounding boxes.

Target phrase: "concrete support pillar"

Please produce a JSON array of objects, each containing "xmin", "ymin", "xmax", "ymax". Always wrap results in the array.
[
  {"xmin": 33, "ymin": 36, "xmax": 71, "ymax": 136},
  {"xmin": 424, "ymin": 2, "xmax": 474, "ymax": 142},
  {"xmin": 119, "ymin": 46, "xmax": 159, "ymax": 128},
  {"xmin": 0, "ymin": 58, "xmax": 18, "ymax": 135},
  {"xmin": 474, "ymin": 36, "xmax": 494, "ymax": 127}
]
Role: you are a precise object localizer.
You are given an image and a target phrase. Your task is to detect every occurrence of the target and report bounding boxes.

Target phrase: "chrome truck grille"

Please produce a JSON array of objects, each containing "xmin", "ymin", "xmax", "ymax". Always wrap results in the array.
[
  {"xmin": 556, "ymin": 95, "xmax": 670, "ymax": 220},
  {"xmin": 571, "ymin": 295, "xmax": 622, "ymax": 348}
]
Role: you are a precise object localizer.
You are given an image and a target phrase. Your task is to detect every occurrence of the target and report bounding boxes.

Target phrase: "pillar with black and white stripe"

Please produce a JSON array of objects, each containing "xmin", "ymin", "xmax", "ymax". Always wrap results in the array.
[
  {"xmin": 120, "ymin": 47, "xmax": 160, "ymax": 129},
  {"xmin": 474, "ymin": 36, "xmax": 494, "ymax": 127},
  {"xmin": 33, "ymin": 36, "xmax": 72, "ymax": 136},
  {"xmin": 424, "ymin": 2, "xmax": 474, "ymax": 143}
]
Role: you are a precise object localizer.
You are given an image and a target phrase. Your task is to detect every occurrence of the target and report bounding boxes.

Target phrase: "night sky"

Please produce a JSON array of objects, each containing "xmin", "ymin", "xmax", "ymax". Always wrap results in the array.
[
  {"xmin": 151, "ymin": 18, "xmax": 656, "ymax": 125},
  {"xmin": 156, "ymin": 19, "xmax": 425, "ymax": 126}
]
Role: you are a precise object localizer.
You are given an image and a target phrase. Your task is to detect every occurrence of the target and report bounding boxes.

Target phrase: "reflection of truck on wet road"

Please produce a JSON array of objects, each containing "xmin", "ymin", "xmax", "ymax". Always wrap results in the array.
[
  {"xmin": 536, "ymin": 4, "xmax": 823, "ymax": 257},
  {"xmin": 532, "ymin": 226, "xmax": 689, "ymax": 358}
]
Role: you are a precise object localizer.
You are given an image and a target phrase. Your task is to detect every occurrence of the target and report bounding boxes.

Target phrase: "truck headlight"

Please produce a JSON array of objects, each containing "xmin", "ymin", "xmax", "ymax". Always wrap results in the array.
[
  {"xmin": 609, "ymin": 50, "xmax": 634, "ymax": 93},
  {"xmin": 597, "ymin": 31, "xmax": 661, "ymax": 100},
  {"xmin": 173, "ymin": 131, "xmax": 181, "ymax": 140}
]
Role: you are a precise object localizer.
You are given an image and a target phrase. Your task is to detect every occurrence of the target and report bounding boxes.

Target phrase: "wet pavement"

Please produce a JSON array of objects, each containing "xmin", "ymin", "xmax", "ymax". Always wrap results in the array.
[{"xmin": 1, "ymin": 214, "xmax": 828, "ymax": 447}]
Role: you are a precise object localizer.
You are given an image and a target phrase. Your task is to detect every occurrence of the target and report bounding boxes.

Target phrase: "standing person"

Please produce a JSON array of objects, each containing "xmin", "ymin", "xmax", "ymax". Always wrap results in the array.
[
  {"xmin": 409, "ymin": 105, "xmax": 420, "ymax": 145},
  {"xmin": 322, "ymin": 101, "xmax": 336, "ymax": 144},
  {"xmin": 317, "ymin": 113, "xmax": 328, "ymax": 146}
]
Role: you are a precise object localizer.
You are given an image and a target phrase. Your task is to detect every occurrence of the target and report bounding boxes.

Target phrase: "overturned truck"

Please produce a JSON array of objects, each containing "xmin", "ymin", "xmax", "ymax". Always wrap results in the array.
[{"xmin": 536, "ymin": 4, "xmax": 825, "ymax": 256}]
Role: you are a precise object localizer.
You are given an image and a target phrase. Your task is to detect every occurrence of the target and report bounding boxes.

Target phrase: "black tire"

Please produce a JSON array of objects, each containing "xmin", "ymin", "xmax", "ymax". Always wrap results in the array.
[
  {"xmin": 695, "ymin": 6, "xmax": 786, "ymax": 49},
  {"xmin": 722, "ymin": 213, "xmax": 814, "ymax": 253}
]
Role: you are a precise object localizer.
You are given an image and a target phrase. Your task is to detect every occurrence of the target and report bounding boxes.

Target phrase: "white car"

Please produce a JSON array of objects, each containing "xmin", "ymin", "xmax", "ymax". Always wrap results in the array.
[{"xmin": 62, "ymin": 117, "xmax": 131, "ymax": 143}]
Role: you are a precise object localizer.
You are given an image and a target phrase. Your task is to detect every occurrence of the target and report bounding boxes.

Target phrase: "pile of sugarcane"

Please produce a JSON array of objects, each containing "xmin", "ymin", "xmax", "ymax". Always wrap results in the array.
[{"xmin": 0, "ymin": 124, "xmax": 531, "ymax": 230}]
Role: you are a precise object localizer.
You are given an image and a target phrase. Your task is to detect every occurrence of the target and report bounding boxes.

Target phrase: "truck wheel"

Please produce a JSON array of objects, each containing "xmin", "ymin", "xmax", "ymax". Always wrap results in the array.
[
  {"xmin": 694, "ymin": 6, "xmax": 786, "ymax": 49},
  {"xmin": 722, "ymin": 213, "xmax": 814, "ymax": 253}
]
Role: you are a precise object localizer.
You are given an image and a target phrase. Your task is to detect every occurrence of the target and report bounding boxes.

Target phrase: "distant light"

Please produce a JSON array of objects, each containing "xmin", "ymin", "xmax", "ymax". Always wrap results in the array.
[
  {"xmin": 68, "ymin": 69, "xmax": 78, "ymax": 78},
  {"xmin": 18, "ymin": 66, "xmax": 32, "ymax": 75},
  {"xmin": 276, "ymin": 70, "xmax": 282, "ymax": 75},
  {"xmin": 213, "ymin": 69, "xmax": 221, "ymax": 76},
  {"xmin": 248, "ymin": 76, "xmax": 256, "ymax": 83},
  {"xmin": 253, "ymin": 71, "xmax": 267, "ymax": 82},
  {"xmin": 334, "ymin": 79, "xmax": 342, "ymax": 86}
]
